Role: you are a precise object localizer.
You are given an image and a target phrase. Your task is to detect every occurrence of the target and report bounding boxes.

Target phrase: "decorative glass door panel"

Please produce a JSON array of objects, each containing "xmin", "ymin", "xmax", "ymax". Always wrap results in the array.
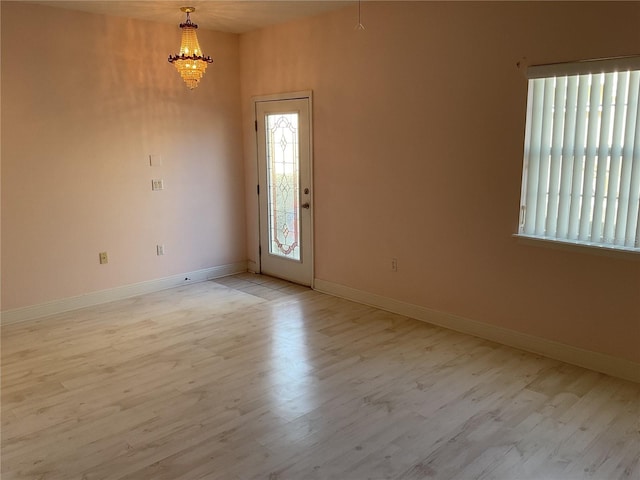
[
  {"xmin": 266, "ymin": 113, "xmax": 300, "ymax": 261},
  {"xmin": 256, "ymin": 96, "xmax": 312, "ymax": 286}
]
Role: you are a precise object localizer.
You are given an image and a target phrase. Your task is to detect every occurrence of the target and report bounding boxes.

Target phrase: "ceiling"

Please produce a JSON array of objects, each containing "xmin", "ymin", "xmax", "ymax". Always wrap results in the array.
[{"xmin": 30, "ymin": 0, "xmax": 353, "ymax": 34}]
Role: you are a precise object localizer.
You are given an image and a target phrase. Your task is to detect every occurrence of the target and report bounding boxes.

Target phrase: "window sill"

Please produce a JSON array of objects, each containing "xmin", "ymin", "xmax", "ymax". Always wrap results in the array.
[{"xmin": 513, "ymin": 234, "xmax": 640, "ymax": 260}]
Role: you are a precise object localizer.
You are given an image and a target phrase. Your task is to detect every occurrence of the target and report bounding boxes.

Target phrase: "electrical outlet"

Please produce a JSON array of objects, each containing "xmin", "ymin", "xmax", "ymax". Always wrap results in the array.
[
  {"xmin": 99, "ymin": 252, "xmax": 108, "ymax": 264},
  {"xmin": 391, "ymin": 258, "xmax": 398, "ymax": 272},
  {"xmin": 151, "ymin": 179, "xmax": 164, "ymax": 191},
  {"xmin": 156, "ymin": 244, "xmax": 165, "ymax": 256}
]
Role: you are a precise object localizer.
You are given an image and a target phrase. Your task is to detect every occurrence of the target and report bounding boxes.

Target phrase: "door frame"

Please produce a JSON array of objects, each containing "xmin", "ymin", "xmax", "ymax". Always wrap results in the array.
[{"xmin": 252, "ymin": 91, "xmax": 314, "ymax": 287}]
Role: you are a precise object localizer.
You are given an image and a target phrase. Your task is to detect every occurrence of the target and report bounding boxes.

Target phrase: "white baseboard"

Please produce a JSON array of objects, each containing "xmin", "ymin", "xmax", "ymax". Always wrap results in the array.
[
  {"xmin": 1, "ymin": 262, "xmax": 248, "ymax": 326},
  {"xmin": 313, "ymin": 278, "xmax": 640, "ymax": 384}
]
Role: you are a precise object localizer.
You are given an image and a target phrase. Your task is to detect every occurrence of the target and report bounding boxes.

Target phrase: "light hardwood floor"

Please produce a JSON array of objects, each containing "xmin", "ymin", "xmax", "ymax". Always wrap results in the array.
[{"xmin": 2, "ymin": 273, "xmax": 639, "ymax": 480}]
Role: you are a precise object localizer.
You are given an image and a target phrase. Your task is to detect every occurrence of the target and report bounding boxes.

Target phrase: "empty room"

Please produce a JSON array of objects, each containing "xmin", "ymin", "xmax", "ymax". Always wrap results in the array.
[{"xmin": 1, "ymin": 1, "xmax": 639, "ymax": 479}]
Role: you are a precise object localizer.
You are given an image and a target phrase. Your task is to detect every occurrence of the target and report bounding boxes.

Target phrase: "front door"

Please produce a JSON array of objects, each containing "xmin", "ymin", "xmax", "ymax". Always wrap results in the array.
[{"xmin": 256, "ymin": 96, "xmax": 313, "ymax": 286}]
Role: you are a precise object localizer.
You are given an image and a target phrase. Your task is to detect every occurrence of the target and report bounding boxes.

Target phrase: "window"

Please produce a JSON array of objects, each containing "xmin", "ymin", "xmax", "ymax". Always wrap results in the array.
[{"xmin": 517, "ymin": 57, "xmax": 640, "ymax": 253}]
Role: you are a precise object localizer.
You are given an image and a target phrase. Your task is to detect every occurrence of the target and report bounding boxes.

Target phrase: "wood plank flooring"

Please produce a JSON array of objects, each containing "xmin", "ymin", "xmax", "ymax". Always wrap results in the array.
[{"xmin": 2, "ymin": 273, "xmax": 639, "ymax": 479}]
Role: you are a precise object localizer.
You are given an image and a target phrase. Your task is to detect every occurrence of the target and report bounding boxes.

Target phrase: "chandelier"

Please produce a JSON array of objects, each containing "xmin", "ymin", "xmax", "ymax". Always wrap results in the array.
[{"xmin": 168, "ymin": 7, "xmax": 213, "ymax": 90}]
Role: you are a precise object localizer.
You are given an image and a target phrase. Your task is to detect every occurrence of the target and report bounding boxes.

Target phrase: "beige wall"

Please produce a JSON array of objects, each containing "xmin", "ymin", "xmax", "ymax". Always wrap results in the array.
[
  {"xmin": 240, "ymin": 2, "xmax": 640, "ymax": 363},
  {"xmin": 1, "ymin": 3, "xmax": 246, "ymax": 310}
]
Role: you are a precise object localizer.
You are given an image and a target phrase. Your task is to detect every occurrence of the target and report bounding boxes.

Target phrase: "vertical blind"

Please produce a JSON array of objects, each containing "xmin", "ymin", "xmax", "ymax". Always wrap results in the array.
[{"xmin": 519, "ymin": 57, "xmax": 640, "ymax": 251}]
